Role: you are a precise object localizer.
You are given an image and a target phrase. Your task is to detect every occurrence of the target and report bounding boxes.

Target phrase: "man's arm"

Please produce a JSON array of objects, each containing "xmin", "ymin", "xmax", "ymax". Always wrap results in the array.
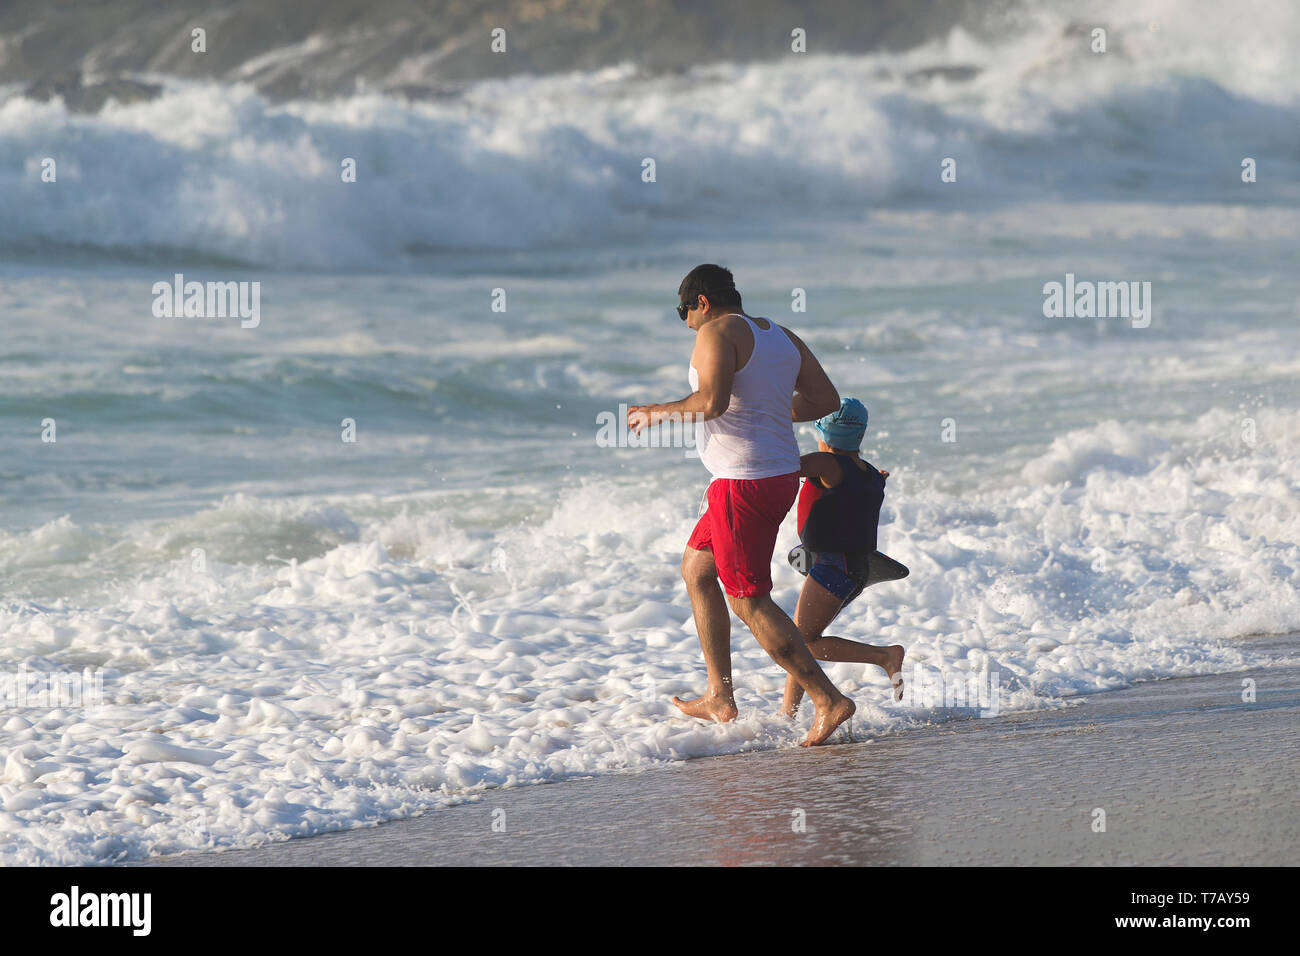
[
  {"xmin": 627, "ymin": 322, "xmax": 735, "ymax": 434},
  {"xmin": 784, "ymin": 327, "xmax": 839, "ymax": 422}
]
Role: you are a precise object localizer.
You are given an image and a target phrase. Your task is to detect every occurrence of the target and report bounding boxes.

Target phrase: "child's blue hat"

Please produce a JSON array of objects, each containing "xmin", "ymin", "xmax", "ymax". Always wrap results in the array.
[{"xmin": 815, "ymin": 397, "xmax": 868, "ymax": 450}]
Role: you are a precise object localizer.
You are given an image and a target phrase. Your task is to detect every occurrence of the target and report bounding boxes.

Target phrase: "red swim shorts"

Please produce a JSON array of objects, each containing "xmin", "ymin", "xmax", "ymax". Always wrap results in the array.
[{"xmin": 686, "ymin": 472, "xmax": 799, "ymax": 598}]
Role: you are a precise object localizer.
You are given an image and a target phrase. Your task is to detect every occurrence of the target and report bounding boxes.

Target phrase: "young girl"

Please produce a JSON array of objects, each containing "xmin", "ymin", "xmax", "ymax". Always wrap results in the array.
[{"xmin": 783, "ymin": 398, "xmax": 909, "ymax": 716}]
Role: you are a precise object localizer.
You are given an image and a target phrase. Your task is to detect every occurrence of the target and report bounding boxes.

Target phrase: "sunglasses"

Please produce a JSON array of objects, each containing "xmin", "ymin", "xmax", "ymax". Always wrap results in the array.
[{"xmin": 676, "ymin": 290, "xmax": 726, "ymax": 322}]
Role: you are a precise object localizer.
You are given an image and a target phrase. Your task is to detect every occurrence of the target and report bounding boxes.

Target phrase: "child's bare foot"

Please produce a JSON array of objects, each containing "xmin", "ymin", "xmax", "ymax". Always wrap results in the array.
[
  {"xmin": 671, "ymin": 694, "xmax": 738, "ymax": 723},
  {"xmin": 880, "ymin": 645, "xmax": 905, "ymax": 701},
  {"xmin": 801, "ymin": 695, "xmax": 855, "ymax": 746}
]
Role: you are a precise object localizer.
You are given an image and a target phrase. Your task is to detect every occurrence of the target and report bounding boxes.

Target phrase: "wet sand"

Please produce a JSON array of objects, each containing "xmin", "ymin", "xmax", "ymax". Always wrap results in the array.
[{"xmin": 135, "ymin": 636, "xmax": 1298, "ymax": 866}]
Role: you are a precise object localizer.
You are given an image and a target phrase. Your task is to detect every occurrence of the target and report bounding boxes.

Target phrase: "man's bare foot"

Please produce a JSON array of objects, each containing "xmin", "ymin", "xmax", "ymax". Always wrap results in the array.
[
  {"xmin": 801, "ymin": 695, "xmax": 856, "ymax": 746},
  {"xmin": 779, "ymin": 705, "xmax": 797, "ymax": 720},
  {"xmin": 671, "ymin": 694, "xmax": 738, "ymax": 723},
  {"xmin": 880, "ymin": 645, "xmax": 906, "ymax": 701}
]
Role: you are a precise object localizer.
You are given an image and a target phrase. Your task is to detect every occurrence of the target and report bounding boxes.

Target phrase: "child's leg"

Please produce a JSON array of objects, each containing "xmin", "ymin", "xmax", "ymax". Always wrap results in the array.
[
  {"xmin": 782, "ymin": 576, "xmax": 844, "ymax": 717},
  {"xmin": 787, "ymin": 557, "xmax": 907, "ymax": 713},
  {"xmin": 805, "ymin": 637, "xmax": 905, "ymax": 701}
]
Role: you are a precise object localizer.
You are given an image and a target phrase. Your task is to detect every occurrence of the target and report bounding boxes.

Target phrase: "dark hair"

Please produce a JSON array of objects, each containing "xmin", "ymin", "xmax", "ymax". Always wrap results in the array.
[{"xmin": 678, "ymin": 264, "xmax": 742, "ymax": 310}]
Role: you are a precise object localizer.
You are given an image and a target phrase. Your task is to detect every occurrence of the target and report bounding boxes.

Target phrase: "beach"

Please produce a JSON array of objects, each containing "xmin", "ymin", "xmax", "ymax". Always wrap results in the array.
[
  {"xmin": 133, "ymin": 635, "xmax": 1298, "ymax": 866},
  {"xmin": 2, "ymin": 0, "xmax": 1298, "ymax": 866}
]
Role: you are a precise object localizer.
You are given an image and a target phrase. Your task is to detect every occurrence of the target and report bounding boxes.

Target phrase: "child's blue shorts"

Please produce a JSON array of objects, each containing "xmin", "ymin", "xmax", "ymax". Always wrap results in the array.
[{"xmin": 808, "ymin": 551, "xmax": 867, "ymax": 605}]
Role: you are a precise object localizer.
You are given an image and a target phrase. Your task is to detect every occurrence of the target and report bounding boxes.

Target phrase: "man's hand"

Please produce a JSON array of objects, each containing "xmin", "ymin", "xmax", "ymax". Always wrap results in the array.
[
  {"xmin": 880, "ymin": 469, "xmax": 889, "ymax": 480},
  {"xmin": 627, "ymin": 322, "xmax": 735, "ymax": 438},
  {"xmin": 627, "ymin": 404, "xmax": 654, "ymax": 435}
]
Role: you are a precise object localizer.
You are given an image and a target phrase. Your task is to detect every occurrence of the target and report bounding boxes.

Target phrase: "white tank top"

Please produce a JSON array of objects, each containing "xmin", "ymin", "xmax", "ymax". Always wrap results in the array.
[{"xmin": 688, "ymin": 315, "xmax": 801, "ymax": 480}]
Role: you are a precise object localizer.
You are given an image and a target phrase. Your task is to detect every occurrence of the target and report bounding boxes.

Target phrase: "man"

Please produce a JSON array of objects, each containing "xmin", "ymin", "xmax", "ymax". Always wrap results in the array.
[
  {"xmin": 627, "ymin": 264, "xmax": 855, "ymax": 746},
  {"xmin": 781, "ymin": 398, "xmax": 908, "ymax": 718}
]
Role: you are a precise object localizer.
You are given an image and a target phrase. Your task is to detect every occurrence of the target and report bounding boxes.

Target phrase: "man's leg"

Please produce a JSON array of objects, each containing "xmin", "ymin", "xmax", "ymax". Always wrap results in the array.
[
  {"xmin": 670, "ymin": 546, "xmax": 738, "ymax": 722},
  {"xmin": 729, "ymin": 593, "xmax": 855, "ymax": 746}
]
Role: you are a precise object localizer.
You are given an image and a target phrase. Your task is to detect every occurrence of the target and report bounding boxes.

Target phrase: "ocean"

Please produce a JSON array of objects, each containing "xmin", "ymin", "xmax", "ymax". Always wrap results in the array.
[{"xmin": 1, "ymin": 0, "xmax": 1298, "ymax": 863}]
